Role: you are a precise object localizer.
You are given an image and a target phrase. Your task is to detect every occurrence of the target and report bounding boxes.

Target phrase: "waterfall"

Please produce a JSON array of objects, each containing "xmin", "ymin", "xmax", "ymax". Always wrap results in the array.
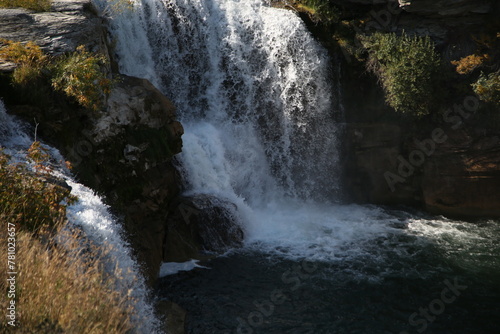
[
  {"xmin": 100, "ymin": 0, "xmax": 339, "ymax": 203},
  {"xmin": 0, "ymin": 102, "xmax": 160, "ymax": 334}
]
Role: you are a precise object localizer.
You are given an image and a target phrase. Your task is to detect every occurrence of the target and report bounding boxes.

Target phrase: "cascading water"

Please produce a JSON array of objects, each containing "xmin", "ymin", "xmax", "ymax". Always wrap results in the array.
[
  {"xmin": 0, "ymin": 102, "xmax": 160, "ymax": 333},
  {"xmin": 96, "ymin": 0, "xmax": 499, "ymax": 333},
  {"xmin": 100, "ymin": 0, "xmax": 340, "ymax": 204}
]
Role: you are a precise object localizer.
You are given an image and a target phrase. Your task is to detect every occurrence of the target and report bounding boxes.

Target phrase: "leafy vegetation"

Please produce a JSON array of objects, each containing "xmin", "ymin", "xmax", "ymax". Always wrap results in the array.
[
  {"xmin": 0, "ymin": 142, "xmax": 76, "ymax": 233},
  {"xmin": 0, "ymin": 39, "xmax": 48, "ymax": 86},
  {"xmin": 0, "ymin": 40, "xmax": 111, "ymax": 111},
  {"xmin": 0, "ymin": 0, "xmax": 51, "ymax": 12},
  {"xmin": 451, "ymin": 54, "xmax": 489, "ymax": 75},
  {"xmin": 451, "ymin": 32, "xmax": 500, "ymax": 107},
  {"xmin": 362, "ymin": 32, "xmax": 441, "ymax": 116},
  {"xmin": 295, "ymin": 0, "xmax": 340, "ymax": 23},
  {"xmin": 472, "ymin": 71, "xmax": 500, "ymax": 106},
  {"xmin": 52, "ymin": 45, "xmax": 112, "ymax": 111},
  {"xmin": 0, "ymin": 144, "xmax": 134, "ymax": 333}
]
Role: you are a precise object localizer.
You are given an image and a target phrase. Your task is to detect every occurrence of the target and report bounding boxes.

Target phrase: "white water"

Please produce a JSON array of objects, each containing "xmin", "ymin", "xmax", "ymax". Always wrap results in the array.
[
  {"xmin": 97, "ymin": 0, "xmax": 499, "ymax": 269},
  {"xmin": 0, "ymin": 101, "xmax": 160, "ymax": 334}
]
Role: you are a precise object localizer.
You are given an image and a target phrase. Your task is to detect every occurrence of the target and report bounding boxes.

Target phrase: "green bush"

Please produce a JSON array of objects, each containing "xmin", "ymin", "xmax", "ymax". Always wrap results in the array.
[
  {"xmin": 296, "ymin": 0, "xmax": 340, "ymax": 23},
  {"xmin": 0, "ymin": 144, "xmax": 134, "ymax": 333},
  {"xmin": 362, "ymin": 32, "xmax": 441, "ymax": 116},
  {"xmin": 472, "ymin": 71, "xmax": 500, "ymax": 106},
  {"xmin": 0, "ymin": 142, "xmax": 76, "ymax": 233},
  {"xmin": 52, "ymin": 46, "xmax": 112, "ymax": 111},
  {"xmin": 0, "ymin": 0, "xmax": 51, "ymax": 12},
  {"xmin": 0, "ymin": 41, "xmax": 111, "ymax": 111}
]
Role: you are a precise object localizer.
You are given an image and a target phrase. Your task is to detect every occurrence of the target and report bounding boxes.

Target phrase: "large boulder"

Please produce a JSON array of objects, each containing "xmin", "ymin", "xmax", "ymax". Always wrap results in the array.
[
  {"xmin": 164, "ymin": 195, "xmax": 244, "ymax": 262},
  {"xmin": 0, "ymin": 0, "xmax": 107, "ymax": 56},
  {"xmin": 70, "ymin": 74, "xmax": 184, "ymax": 284}
]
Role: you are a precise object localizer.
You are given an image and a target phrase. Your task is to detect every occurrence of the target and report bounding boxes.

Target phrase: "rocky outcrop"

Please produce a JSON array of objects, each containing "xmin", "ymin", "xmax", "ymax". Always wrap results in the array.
[
  {"xmin": 422, "ymin": 131, "xmax": 500, "ymax": 217},
  {"xmin": 73, "ymin": 74, "xmax": 184, "ymax": 283},
  {"xmin": 164, "ymin": 195, "xmax": 244, "ymax": 262},
  {"xmin": 0, "ymin": 0, "xmax": 106, "ymax": 55},
  {"xmin": 0, "ymin": 0, "xmax": 185, "ymax": 284},
  {"xmin": 293, "ymin": 0, "xmax": 500, "ymax": 218},
  {"xmin": 344, "ymin": 122, "xmax": 500, "ymax": 218}
]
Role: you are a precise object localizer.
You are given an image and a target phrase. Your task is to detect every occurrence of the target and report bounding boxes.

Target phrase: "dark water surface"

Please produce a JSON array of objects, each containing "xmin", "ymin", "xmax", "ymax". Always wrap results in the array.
[{"xmin": 157, "ymin": 217, "xmax": 500, "ymax": 334}]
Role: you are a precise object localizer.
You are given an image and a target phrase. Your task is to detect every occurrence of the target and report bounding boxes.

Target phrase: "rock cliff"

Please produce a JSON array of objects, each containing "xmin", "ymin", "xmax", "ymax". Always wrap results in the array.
[
  {"xmin": 0, "ymin": 0, "xmax": 185, "ymax": 284},
  {"xmin": 335, "ymin": 0, "xmax": 500, "ymax": 218},
  {"xmin": 281, "ymin": 0, "xmax": 500, "ymax": 218}
]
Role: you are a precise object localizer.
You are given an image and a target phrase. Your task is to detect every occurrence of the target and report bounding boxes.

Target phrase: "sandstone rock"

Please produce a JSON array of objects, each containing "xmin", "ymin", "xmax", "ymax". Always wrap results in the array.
[{"xmin": 164, "ymin": 195, "xmax": 244, "ymax": 262}]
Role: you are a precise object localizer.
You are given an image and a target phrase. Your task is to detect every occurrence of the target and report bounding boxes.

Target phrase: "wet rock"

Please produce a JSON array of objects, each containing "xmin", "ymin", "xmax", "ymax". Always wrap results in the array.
[
  {"xmin": 156, "ymin": 300, "xmax": 186, "ymax": 334},
  {"xmin": 164, "ymin": 195, "xmax": 244, "ymax": 262},
  {"xmin": 422, "ymin": 131, "xmax": 500, "ymax": 218}
]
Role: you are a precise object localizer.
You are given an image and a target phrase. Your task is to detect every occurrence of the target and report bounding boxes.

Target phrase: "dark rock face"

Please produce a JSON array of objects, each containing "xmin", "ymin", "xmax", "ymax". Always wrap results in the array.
[
  {"xmin": 0, "ymin": 0, "xmax": 186, "ymax": 284},
  {"xmin": 164, "ymin": 195, "xmax": 244, "ymax": 262},
  {"xmin": 316, "ymin": 0, "xmax": 500, "ymax": 219},
  {"xmin": 422, "ymin": 131, "xmax": 500, "ymax": 217},
  {"xmin": 398, "ymin": 0, "xmax": 492, "ymax": 16},
  {"xmin": 342, "ymin": 123, "xmax": 421, "ymax": 206},
  {"xmin": 74, "ymin": 74, "xmax": 184, "ymax": 284}
]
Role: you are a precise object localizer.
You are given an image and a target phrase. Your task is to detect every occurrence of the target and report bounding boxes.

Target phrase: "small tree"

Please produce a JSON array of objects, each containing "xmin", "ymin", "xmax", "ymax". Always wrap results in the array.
[{"xmin": 362, "ymin": 32, "xmax": 441, "ymax": 116}]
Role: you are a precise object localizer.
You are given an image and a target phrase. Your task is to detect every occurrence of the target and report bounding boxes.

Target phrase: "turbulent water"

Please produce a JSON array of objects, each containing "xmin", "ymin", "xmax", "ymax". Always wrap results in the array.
[
  {"xmin": 88, "ymin": 0, "xmax": 500, "ymax": 332},
  {"xmin": 0, "ymin": 102, "xmax": 161, "ymax": 334}
]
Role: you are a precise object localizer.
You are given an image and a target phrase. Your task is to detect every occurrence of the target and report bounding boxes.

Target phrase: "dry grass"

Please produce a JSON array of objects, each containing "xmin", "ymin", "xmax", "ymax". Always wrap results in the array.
[
  {"xmin": 0, "ymin": 229, "xmax": 135, "ymax": 333},
  {"xmin": 0, "ymin": 146, "xmax": 135, "ymax": 333},
  {"xmin": 451, "ymin": 54, "xmax": 489, "ymax": 75}
]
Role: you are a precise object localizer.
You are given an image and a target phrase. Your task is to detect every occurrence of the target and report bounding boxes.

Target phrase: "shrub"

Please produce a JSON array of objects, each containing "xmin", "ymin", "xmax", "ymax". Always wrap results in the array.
[
  {"xmin": 51, "ymin": 46, "xmax": 112, "ymax": 111},
  {"xmin": 0, "ymin": 40, "xmax": 112, "ymax": 110},
  {"xmin": 0, "ymin": 145, "xmax": 134, "ymax": 333},
  {"xmin": 362, "ymin": 31, "xmax": 441, "ymax": 116},
  {"xmin": 451, "ymin": 54, "xmax": 489, "ymax": 75},
  {"xmin": 296, "ymin": 0, "xmax": 340, "ymax": 23},
  {"xmin": 0, "ymin": 0, "xmax": 51, "ymax": 12},
  {"xmin": 472, "ymin": 71, "xmax": 500, "ymax": 106},
  {"xmin": 0, "ymin": 142, "xmax": 76, "ymax": 233},
  {"xmin": 0, "ymin": 39, "xmax": 48, "ymax": 86}
]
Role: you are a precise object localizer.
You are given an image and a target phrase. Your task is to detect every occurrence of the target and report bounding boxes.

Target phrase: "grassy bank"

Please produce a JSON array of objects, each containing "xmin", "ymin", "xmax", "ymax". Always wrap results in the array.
[{"xmin": 0, "ymin": 144, "xmax": 134, "ymax": 333}]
